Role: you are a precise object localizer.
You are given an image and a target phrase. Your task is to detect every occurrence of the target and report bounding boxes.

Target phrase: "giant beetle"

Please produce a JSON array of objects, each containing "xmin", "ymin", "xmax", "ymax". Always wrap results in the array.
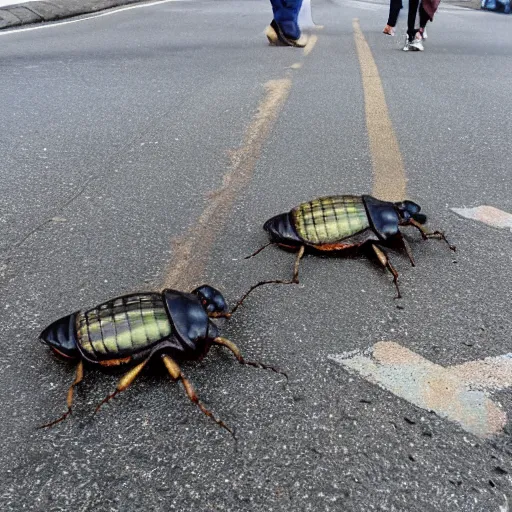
[
  {"xmin": 40, "ymin": 285, "xmax": 283, "ymax": 437},
  {"xmin": 246, "ymin": 195, "xmax": 455, "ymax": 298}
]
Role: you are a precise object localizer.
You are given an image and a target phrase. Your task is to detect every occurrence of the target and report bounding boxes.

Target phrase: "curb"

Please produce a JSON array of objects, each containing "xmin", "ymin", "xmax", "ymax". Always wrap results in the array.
[{"xmin": 0, "ymin": 0, "xmax": 147, "ymax": 29}]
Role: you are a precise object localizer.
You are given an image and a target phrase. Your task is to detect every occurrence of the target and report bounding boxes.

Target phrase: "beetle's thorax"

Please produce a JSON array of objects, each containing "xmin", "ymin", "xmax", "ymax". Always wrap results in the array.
[
  {"xmin": 163, "ymin": 289, "xmax": 214, "ymax": 358},
  {"xmin": 362, "ymin": 195, "xmax": 401, "ymax": 241}
]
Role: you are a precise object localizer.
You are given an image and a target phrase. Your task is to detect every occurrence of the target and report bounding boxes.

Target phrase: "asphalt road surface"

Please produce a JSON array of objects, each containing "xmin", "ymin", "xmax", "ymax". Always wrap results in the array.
[{"xmin": 1, "ymin": 0, "xmax": 511, "ymax": 510}]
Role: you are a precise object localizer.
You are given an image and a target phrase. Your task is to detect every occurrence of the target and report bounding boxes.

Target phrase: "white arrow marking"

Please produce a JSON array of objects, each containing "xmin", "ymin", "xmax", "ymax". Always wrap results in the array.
[
  {"xmin": 329, "ymin": 341, "xmax": 512, "ymax": 437},
  {"xmin": 451, "ymin": 205, "xmax": 512, "ymax": 232}
]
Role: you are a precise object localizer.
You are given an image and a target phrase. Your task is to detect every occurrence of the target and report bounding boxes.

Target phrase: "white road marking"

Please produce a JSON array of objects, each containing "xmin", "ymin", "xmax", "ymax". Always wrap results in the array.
[
  {"xmin": 451, "ymin": 205, "xmax": 512, "ymax": 232},
  {"xmin": 330, "ymin": 341, "xmax": 512, "ymax": 437},
  {"xmin": 0, "ymin": 0, "xmax": 185, "ymax": 36}
]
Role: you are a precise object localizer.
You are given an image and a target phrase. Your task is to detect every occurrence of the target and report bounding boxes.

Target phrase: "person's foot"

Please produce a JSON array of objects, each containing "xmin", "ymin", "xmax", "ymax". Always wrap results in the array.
[
  {"xmin": 383, "ymin": 24, "xmax": 395, "ymax": 36},
  {"xmin": 265, "ymin": 19, "xmax": 308, "ymax": 47},
  {"xmin": 419, "ymin": 27, "xmax": 428, "ymax": 40},
  {"xmin": 403, "ymin": 35, "xmax": 424, "ymax": 51}
]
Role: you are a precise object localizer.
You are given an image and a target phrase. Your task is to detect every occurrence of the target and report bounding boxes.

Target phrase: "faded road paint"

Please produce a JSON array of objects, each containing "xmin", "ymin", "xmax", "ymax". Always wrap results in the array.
[
  {"xmin": 164, "ymin": 79, "xmax": 292, "ymax": 291},
  {"xmin": 451, "ymin": 205, "xmax": 512, "ymax": 232},
  {"xmin": 304, "ymin": 34, "xmax": 318, "ymax": 56},
  {"xmin": 330, "ymin": 341, "xmax": 512, "ymax": 437},
  {"xmin": 352, "ymin": 19, "xmax": 407, "ymax": 202}
]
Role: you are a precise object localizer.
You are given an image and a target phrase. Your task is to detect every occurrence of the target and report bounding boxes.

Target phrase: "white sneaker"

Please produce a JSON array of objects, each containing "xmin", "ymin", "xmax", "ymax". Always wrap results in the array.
[
  {"xmin": 403, "ymin": 35, "xmax": 424, "ymax": 51},
  {"xmin": 420, "ymin": 27, "xmax": 428, "ymax": 39}
]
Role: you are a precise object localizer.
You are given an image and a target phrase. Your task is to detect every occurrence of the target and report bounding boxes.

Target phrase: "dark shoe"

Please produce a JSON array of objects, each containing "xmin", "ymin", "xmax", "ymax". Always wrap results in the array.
[{"xmin": 265, "ymin": 19, "xmax": 307, "ymax": 48}]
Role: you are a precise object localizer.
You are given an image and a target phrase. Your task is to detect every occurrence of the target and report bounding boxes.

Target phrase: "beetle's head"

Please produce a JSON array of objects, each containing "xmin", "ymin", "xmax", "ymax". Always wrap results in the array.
[
  {"xmin": 192, "ymin": 285, "xmax": 228, "ymax": 315},
  {"xmin": 40, "ymin": 314, "xmax": 80, "ymax": 360},
  {"xmin": 394, "ymin": 200, "xmax": 427, "ymax": 225}
]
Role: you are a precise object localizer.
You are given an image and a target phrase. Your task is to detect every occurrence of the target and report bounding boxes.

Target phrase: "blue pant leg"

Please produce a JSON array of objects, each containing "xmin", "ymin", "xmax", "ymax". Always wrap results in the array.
[{"xmin": 270, "ymin": 0, "xmax": 304, "ymax": 40}]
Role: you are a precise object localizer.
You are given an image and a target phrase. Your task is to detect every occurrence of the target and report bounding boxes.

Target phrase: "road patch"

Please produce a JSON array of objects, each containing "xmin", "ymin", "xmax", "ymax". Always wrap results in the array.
[
  {"xmin": 451, "ymin": 205, "xmax": 512, "ymax": 232},
  {"xmin": 330, "ymin": 341, "xmax": 512, "ymax": 437}
]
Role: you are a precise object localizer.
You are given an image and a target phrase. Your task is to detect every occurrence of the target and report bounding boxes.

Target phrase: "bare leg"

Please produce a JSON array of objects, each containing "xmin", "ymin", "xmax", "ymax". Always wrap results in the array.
[
  {"xmin": 214, "ymin": 337, "xmax": 288, "ymax": 380},
  {"xmin": 39, "ymin": 360, "xmax": 84, "ymax": 428},
  {"xmin": 95, "ymin": 358, "xmax": 150, "ymax": 413},
  {"xmin": 371, "ymin": 244, "xmax": 401, "ymax": 299},
  {"xmin": 228, "ymin": 245, "xmax": 305, "ymax": 316},
  {"xmin": 409, "ymin": 219, "xmax": 456, "ymax": 251},
  {"xmin": 161, "ymin": 354, "xmax": 235, "ymax": 439}
]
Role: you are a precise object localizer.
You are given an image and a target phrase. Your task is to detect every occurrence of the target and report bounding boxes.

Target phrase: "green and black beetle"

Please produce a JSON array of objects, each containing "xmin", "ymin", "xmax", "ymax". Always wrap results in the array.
[
  {"xmin": 247, "ymin": 195, "xmax": 455, "ymax": 298},
  {"xmin": 40, "ymin": 285, "xmax": 283, "ymax": 437}
]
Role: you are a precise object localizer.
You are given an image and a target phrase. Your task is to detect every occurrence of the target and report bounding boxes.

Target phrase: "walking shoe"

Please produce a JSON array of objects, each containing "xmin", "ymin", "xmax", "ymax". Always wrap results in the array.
[
  {"xmin": 383, "ymin": 24, "xmax": 395, "ymax": 36},
  {"xmin": 403, "ymin": 35, "xmax": 424, "ymax": 51},
  {"xmin": 265, "ymin": 19, "xmax": 307, "ymax": 48},
  {"xmin": 419, "ymin": 27, "xmax": 428, "ymax": 39}
]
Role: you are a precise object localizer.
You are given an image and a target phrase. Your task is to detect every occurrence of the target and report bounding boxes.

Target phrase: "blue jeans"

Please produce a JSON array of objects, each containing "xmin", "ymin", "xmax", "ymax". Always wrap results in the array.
[{"xmin": 270, "ymin": 0, "xmax": 304, "ymax": 40}]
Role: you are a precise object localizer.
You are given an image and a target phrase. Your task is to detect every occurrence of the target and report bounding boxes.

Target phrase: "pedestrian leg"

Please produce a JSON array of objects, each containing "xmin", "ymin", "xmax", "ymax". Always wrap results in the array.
[
  {"xmin": 266, "ymin": 0, "xmax": 307, "ymax": 47},
  {"xmin": 407, "ymin": 0, "xmax": 420, "ymax": 41},
  {"xmin": 384, "ymin": 0, "xmax": 402, "ymax": 34}
]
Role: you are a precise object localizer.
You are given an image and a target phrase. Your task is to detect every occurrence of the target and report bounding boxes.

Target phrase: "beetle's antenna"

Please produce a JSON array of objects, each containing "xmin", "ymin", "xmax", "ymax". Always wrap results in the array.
[
  {"xmin": 229, "ymin": 279, "xmax": 294, "ymax": 316},
  {"xmin": 244, "ymin": 242, "xmax": 274, "ymax": 259}
]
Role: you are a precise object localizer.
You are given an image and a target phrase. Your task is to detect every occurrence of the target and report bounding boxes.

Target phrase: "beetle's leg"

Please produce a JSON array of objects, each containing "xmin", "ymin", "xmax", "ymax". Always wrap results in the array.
[
  {"xmin": 408, "ymin": 219, "xmax": 456, "ymax": 251},
  {"xmin": 94, "ymin": 358, "xmax": 150, "ymax": 413},
  {"xmin": 161, "ymin": 354, "xmax": 235, "ymax": 439},
  {"xmin": 371, "ymin": 244, "xmax": 401, "ymax": 299},
  {"xmin": 227, "ymin": 245, "xmax": 305, "ymax": 316},
  {"xmin": 398, "ymin": 233, "xmax": 415, "ymax": 267},
  {"xmin": 291, "ymin": 245, "xmax": 305, "ymax": 283},
  {"xmin": 213, "ymin": 337, "xmax": 288, "ymax": 380},
  {"xmin": 39, "ymin": 361, "xmax": 84, "ymax": 428}
]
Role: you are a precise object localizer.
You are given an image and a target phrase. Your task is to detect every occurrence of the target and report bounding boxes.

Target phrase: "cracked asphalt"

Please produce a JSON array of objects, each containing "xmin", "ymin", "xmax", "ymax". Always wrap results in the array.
[{"xmin": 0, "ymin": 0, "xmax": 511, "ymax": 510}]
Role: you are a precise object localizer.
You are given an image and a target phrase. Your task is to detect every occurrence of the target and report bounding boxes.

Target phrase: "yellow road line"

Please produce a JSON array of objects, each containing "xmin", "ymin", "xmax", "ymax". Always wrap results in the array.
[
  {"xmin": 163, "ymin": 78, "xmax": 292, "ymax": 291},
  {"xmin": 352, "ymin": 19, "xmax": 406, "ymax": 201},
  {"xmin": 304, "ymin": 34, "xmax": 318, "ymax": 56}
]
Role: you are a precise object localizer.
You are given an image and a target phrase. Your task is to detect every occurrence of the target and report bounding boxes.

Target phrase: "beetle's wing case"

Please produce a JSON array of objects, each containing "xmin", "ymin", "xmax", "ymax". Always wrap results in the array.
[
  {"xmin": 76, "ymin": 293, "xmax": 172, "ymax": 362},
  {"xmin": 292, "ymin": 195, "xmax": 370, "ymax": 245}
]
